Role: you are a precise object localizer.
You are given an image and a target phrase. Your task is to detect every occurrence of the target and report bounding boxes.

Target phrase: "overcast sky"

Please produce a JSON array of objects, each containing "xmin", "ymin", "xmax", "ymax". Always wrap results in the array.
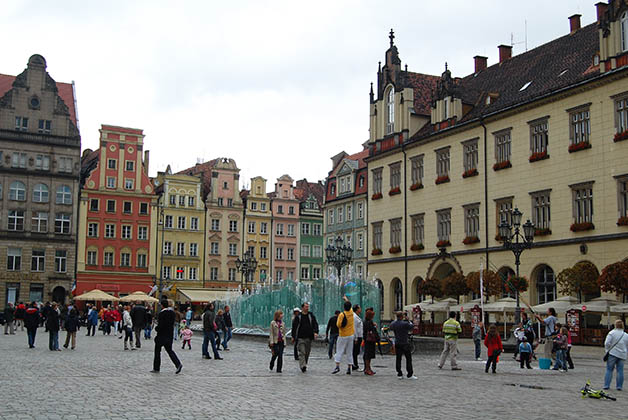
[{"xmin": 1, "ymin": 1, "xmax": 597, "ymax": 191}]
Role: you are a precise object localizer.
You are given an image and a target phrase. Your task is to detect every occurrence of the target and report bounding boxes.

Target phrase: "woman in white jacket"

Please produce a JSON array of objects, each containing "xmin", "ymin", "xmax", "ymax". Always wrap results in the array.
[
  {"xmin": 122, "ymin": 305, "xmax": 135, "ymax": 351},
  {"xmin": 604, "ymin": 319, "xmax": 628, "ymax": 390}
]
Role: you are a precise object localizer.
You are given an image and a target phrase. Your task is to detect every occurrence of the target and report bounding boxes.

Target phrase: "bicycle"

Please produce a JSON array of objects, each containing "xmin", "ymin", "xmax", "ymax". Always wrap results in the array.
[{"xmin": 580, "ymin": 381, "xmax": 616, "ymax": 401}]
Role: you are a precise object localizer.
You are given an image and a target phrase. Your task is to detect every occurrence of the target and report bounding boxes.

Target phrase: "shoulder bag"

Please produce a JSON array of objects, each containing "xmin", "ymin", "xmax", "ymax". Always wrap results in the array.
[{"xmin": 604, "ymin": 332, "xmax": 625, "ymax": 362}]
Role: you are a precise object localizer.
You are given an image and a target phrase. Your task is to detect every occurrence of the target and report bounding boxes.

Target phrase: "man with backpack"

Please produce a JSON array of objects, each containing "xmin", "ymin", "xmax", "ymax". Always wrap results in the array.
[{"xmin": 292, "ymin": 302, "xmax": 319, "ymax": 373}]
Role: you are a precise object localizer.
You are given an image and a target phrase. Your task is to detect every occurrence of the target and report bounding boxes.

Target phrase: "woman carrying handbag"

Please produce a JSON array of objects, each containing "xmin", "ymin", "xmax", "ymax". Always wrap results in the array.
[
  {"xmin": 604, "ymin": 319, "xmax": 628, "ymax": 391},
  {"xmin": 363, "ymin": 308, "xmax": 379, "ymax": 376},
  {"xmin": 269, "ymin": 310, "xmax": 286, "ymax": 373}
]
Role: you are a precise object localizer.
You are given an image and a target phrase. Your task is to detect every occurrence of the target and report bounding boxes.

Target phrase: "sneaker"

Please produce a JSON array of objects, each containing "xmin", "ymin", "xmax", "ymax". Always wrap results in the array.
[
  {"xmin": 398, "ymin": 375, "xmax": 404, "ymax": 380},
  {"xmin": 475, "ymin": 358, "xmax": 483, "ymax": 361},
  {"xmin": 203, "ymin": 355, "xmax": 211, "ymax": 359},
  {"xmin": 346, "ymin": 368, "xmax": 351, "ymax": 375},
  {"xmin": 437, "ymin": 365, "xmax": 442, "ymax": 369},
  {"xmin": 527, "ymin": 366, "xmax": 533, "ymax": 369},
  {"xmin": 301, "ymin": 366, "xmax": 307, "ymax": 373},
  {"xmin": 407, "ymin": 375, "xmax": 418, "ymax": 380},
  {"xmin": 175, "ymin": 364, "xmax": 183, "ymax": 374},
  {"xmin": 352, "ymin": 365, "xmax": 359, "ymax": 371},
  {"xmin": 332, "ymin": 367, "xmax": 340, "ymax": 374},
  {"xmin": 451, "ymin": 367, "xmax": 462, "ymax": 371}
]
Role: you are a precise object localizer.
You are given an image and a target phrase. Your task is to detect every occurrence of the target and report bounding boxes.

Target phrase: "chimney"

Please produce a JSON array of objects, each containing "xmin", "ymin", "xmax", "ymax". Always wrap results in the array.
[
  {"xmin": 144, "ymin": 150, "xmax": 150, "ymax": 175},
  {"xmin": 474, "ymin": 55, "xmax": 488, "ymax": 72},
  {"xmin": 498, "ymin": 45, "xmax": 512, "ymax": 63},
  {"xmin": 569, "ymin": 14, "xmax": 581, "ymax": 33},
  {"xmin": 596, "ymin": 2, "xmax": 608, "ymax": 23}
]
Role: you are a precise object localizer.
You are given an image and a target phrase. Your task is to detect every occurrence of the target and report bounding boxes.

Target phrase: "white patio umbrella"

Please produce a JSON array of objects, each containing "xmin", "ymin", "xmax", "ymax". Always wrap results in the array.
[
  {"xmin": 568, "ymin": 297, "xmax": 621, "ymax": 328},
  {"xmin": 403, "ymin": 301, "xmax": 432, "ymax": 313},
  {"xmin": 531, "ymin": 296, "xmax": 579, "ymax": 314},
  {"xmin": 610, "ymin": 303, "xmax": 628, "ymax": 313},
  {"xmin": 422, "ymin": 297, "xmax": 458, "ymax": 313},
  {"xmin": 482, "ymin": 297, "xmax": 518, "ymax": 339}
]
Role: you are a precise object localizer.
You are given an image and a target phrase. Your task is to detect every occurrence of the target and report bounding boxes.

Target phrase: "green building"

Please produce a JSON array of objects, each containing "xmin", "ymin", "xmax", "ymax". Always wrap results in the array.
[{"xmin": 296, "ymin": 180, "xmax": 325, "ymax": 282}]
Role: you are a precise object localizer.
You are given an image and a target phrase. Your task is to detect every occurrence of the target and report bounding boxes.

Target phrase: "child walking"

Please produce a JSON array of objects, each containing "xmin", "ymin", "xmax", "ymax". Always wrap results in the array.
[
  {"xmin": 519, "ymin": 337, "xmax": 533, "ymax": 369},
  {"xmin": 180, "ymin": 324, "xmax": 193, "ymax": 350},
  {"xmin": 484, "ymin": 324, "xmax": 503, "ymax": 374}
]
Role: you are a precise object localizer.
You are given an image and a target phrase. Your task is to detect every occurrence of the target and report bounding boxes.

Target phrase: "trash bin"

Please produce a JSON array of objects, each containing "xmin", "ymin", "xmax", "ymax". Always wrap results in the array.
[{"xmin": 539, "ymin": 358, "xmax": 551, "ymax": 370}]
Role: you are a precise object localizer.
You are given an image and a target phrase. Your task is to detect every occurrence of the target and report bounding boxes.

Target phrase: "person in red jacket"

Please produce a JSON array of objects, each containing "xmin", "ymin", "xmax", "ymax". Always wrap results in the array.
[
  {"xmin": 103, "ymin": 306, "xmax": 115, "ymax": 335},
  {"xmin": 113, "ymin": 306, "xmax": 123, "ymax": 338},
  {"xmin": 484, "ymin": 324, "xmax": 503, "ymax": 374}
]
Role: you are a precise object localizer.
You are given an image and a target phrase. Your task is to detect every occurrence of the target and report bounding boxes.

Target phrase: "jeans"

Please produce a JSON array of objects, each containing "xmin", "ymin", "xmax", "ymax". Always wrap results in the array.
[
  {"xmin": 553, "ymin": 349, "xmax": 567, "ymax": 370},
  {"xmin": 327, "ymin": 334, "xmax": 338, "ymax": 359},
  {"xmin": 124, "ymin": 327, "xmax": 133, "ymax": 348},
  {"xmin": 173, "ymin": 324, "xmax": 178, "ymax": 340},
  {"xmin": 395, "ymin": 343, "xmax": 413, "ymax": 377},
  {"xmin": 604, "ymin": 355, "xmax": 625, "ymax": 390},
  {"xmin": 270, "ymin": 341, "xmax": 285, "ymax": 372},
  {"xmin": 27, "ymin": 327, "xmax": 37, "ymax": 347},
  {"xmin": 223, "ymin": 327, "xmax": 232, "ymax": 349},
  {"xmin": 144, "ymin": 325, "xmax": 152, "ymax": 339},
  {"xmin": 153, "ymin": 338, "xmax": 181, "ymax": 371},
  {"xmin": 216, "ymin": 330, "xmax": 223, "ymax": 349},
  {"xmin": 202, "ymin": 330, "xmax": 220, "ymax": 358},
  {"xmin": 86, "ymin": 323, "xmax": 96, "ymax": 336},
  {"xmin": 485, "ymin": 354, "xmax": 498, "ymax": 372},
  {"xmin": 473, "ymin": 339, "xmax": 481, "ymax": 359},
  {"xmin": 49, "ymin": 330, "xmax": 59, "ymax": 350}
]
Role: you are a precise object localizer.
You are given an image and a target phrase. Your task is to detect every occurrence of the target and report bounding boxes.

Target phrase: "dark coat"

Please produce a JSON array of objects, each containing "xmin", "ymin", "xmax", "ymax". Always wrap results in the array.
[
  {"xmin": 4, "ymin": 306, "xmax": 15, "ymax": 322},
  {"xmin": 224, "ymin": 311, "xmax": 233, "ymax": 328},
  {"xmin": 24, "ymin": 307, "xmax": 40, "ymax": 329},
  {"xmin": 65, "ymin": 313, "xmax": 80, "ymax": 332},
  {"xmin": 45, "ymin": 310, "xmax": 60, "ymax": 332},
  {"xmin": 202, "ymin": 309, "xmax": 216, "ymax": 332},
  {"xmin": 155, "ymin": 308, "xmax": 175, "ymax": 343},
  {"xmin": 130, "ymin": 305, "xmax": 147, "ymax": 329},
  {"xmin": 292, "ymin": 312, "xmax": 319, "ymax": 340},
  {"xmin": 215, "ymin": 314, "xmax": 226, "ymax": 331}
]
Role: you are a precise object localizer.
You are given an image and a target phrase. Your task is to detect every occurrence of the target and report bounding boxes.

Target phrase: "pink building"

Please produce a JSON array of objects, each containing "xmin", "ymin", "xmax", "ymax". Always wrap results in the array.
[{"xmin": 270, "ymin": 175, "xmax": 299, "ymax": 282}]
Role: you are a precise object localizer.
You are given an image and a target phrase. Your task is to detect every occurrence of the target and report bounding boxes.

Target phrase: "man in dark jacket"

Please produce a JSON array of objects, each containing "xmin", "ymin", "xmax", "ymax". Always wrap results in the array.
[
  {"xmin": 201, "ymin": 302, "xmax": 222, "ymax": 360},
  {"xmin": 292, "ymin": 302, "xmax": 319, "ymax": 373},
  {"xmin": 130, "ymin": 302, "xmax": 147, "ymax": 348},
  {"xmin": 63, "ymin": 309, "xmax": 79, "ymax": 349},
  {"xmin": 151, "ymin": 299, "xmax": 182, "ymax": 374},
  {"xmin": 326, "ymin": 311, "xmax": 340, "ymax": 359},
  {"xmin": 389, "ymin": 311, "xmax": 416, "ymax": 379},
  {"xmin": 46, "ymin": 303, "xmax": 61, "ymax": 351},
  {"xmin": 4, "ymin": 303, "xmax": 15, "ymax": 335},
  {"xmin": 24, "ymin": 302, "xmax": 40, "ymax": 348},
  {"xmin": 222, "ymin": 305, "xmax": 233, "ymax": 351}
]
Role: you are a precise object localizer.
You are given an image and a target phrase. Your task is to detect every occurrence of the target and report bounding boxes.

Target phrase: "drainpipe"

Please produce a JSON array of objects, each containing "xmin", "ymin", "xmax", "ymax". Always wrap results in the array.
[
  {"xmin": 480, "ymin": 117, "xmax": 489, "ymax": 301},
  {"xmin": 402, "ymin": 146, "xmax": 408, "ymax": 306},
  {"xmin": 269, "ymin": 198, "xmax": 274, "ymax": 284},
  {"xmin": 203, "ymin": 196, "xmax": 207, "ymax": 289}
]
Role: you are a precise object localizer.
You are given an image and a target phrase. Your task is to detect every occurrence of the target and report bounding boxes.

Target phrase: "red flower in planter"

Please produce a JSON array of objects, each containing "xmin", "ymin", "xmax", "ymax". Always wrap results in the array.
[
  {"xmin": 493, "ymin": 160, "xmax": 512, "ymax": 171},
  {"xmin": 462, "ymin": 168, "xmax": 478, "ymax": 178},
  {"xmin": 618, "ymin": 216, "xmax": 628, "ymax": 226},
  {"xmin": 568, "ymin": 141, "xmax": 591, "ymax": 153},
  {"xmin": 570, "ymin": 222, "xmax": 595, "ymax": 232},
  {"xmin": 435, "ymin": 175, "xmax": 450, "ymax": 185},
  {"xmin": 371, "ymin": 192, "xmax": 383, "ymax": 200},
  {"xmin": 495, "ymin": 234, "xmax": 503, "ymax": 242},
  {"xmin": 410, "ymin": 243, "xmax": 424, "ymax": 251},
  {"xmin": 371, "ymin": 248, "xmax": 383, "ymax": 256},
  {"xmin": 388, "ymin": 187, "xmax": 401, "ymax": 196},
  {"xmin": 436, "ymin": 240, "xmax": 451, "ymax": 248},
  {"xmin": 614, "ymin": 130, "xmax": 628, "ymax": 142},
  {"xmin": 462, "ymin": 236, "xmax": 480, "ymax": 245},
  {"xmin": 409, "ymin": 182, "xmax": 423, "ymax": 191},
  {"xmin": 529, "ymin": 150, "xmax": 549, "ymax": 162},
  {"xmin": 534, "ymin": 228, "xmax": 552, "ymax": 236},
  {"xmin": 389, "ymin": 246, "xmax": 401, "ymax": 254}
]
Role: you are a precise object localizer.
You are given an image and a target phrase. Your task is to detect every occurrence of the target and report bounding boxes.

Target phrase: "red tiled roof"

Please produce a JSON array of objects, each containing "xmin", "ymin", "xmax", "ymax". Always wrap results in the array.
[
  {"xmin": 295, "ymin": 179, "xmax": 325, "ymax": 207},
  {"xmin": 0, "ymin": 73, "xmax": 77, "ymax": 125},
  {"xmin": 176, "ymin": 159, "xmax": 218, "ymax": 196},
  {"xmin": 405, "ymin": 72, "xmax": 440, "ymax": 116}
]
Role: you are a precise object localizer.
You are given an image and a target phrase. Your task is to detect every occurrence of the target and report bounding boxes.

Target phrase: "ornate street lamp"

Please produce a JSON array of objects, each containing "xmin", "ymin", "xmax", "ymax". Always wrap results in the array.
[
  {"xmin": 498, "ymin": 207, "xmax": 535, "ymax": 324},
  {"xmin": 325, "ymin": 236, "xmax": 353, "ymax": 280},
  {"xmin": 236, "ymin": 249, "xmax": 258, "ymax": 290}
]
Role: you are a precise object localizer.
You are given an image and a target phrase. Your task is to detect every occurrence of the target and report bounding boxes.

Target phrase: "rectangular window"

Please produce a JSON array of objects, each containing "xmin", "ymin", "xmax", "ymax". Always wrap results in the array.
[
  {"xmin": 32, "ymin": 212, "xmax": 48, "ymax": 233},
  {"xmin": 276, "ymin": 270, "xmax": 283, "ymax": 282},
  {"xmin": 313, "ymin": 223, "xmax": 322, "ymax": 236},
  {"xmin": 104, "ymin": 251, "xmax": 114, "ymax": 266},
  {"xmin": 494, "ymin": 130, "xmax": 512, "ymax": 164},
  {"xmin": 163, "ymin": 266, "xmax": 171, "ymax": 279},
  {"xmin": 217, "ymin": 198, "xmax": 223, "ymax": 207},
  {"xmin": 190, "ymin": 243, "xmax": 198, "ymax": 257},
  {"xmin": 88, "ymin": 222, "xmax": 98, "ymax": 238},
  {"xmin": 55, "ymin": 213, "xmax": 71, "ymax": 234},
  {"xmin": 211, "ymin": 219, "xmax": 220, "ymax": 231},
  {"xmin": 328, "ymin": 209, "xmax": 334, "ymax": 225},
  {"xmin": 496, "ymin": 198, "xmax": 513, "ymax": 231},
  {"xmin": 277, "ymin": 205, "xmax": 283, "ymax": 214},
  {"xmin": 138, "ymin": 226, "xmax": 148, "ymax": 240},
  {"xmin": 338, "ymin": 207, "xmax": 344, "ymax": 224},
  {"xmin": 301, "ymin": 244, "xmax": 310, "ymax": 257},
  {"xmin": 139, "ymin": 203, "xmax": 148, "ymax": 215},
  {"xmin": 250, "ymin": 202, "xmax": 257, "ymax": 210},
  {"xmin": 107, "ymin": 159, "xmax": 117, "ymax": 169},
  {"xmin": 31, "ymin": 249, "xmax": 45, "ymax": 272},
  {"xmin": 618, "ymin": 176, "xmax": 628, "ymax": 218},
  {"xmin": 531, "ymin": 190, "xmax": 551, "ymax": 231},
  {"xmin": 210, "ymin": 242, "xmax": 219, "ymax": 255},
  {"xmin": 87, "ymin": 250, "xmax": 97, "ymax": 266},
  {"xmin": 169, "ymin": 195, "xmax": 176, "ymax": 205},
  {"xmin": 276, "ymin": 247, "xmax": 283, "ymax": 260},
  {"xmin": 276, "ymin": 223, "xmax": 284, "ymax": 235},
  {"xmin": 301, "ymin": 223, "xmax": 310, "ymax": 235},
  {"xmin": 229, "ymin": 220, "xmax": 237, "ymax": 232},
  {"xmin": 260, "ymin": 222, "xmax": 268, "ymax": 234},
  {"xmin": 55, "ymin": 250, "xmax": 67, "ymax": 273},
  {"xmin": 175, "ymin": 266, "xmax": 184, "ymax": 280},
  {"xmin": 260, "ymin": 247, "xmax": 267, "ymax": 259},
  {"xmin": 436, "ymin": 147, "xmax": 450, "ymax": 178},
  {"xmin": 248, "ymin": 221, "xmax": 256, "ymax": 233},
  {"xmin": 463, "ymin": 139, "xmax": 479, "ymax": 173},
  {"xmin": 123, "ymin": 201, "xmax": 132, "ymax": 214},
  {"xmin": 436, "ymin": 209, "xmax": 451, "ymax": 242},
  {"xmin": 190, "ymin": 217, "xmax": 199, "ymax": 230},
  {"xmin": 390, "ymin": 218, "xmax": 402, "ymax": 249},
  {"xmin": 163, "ymin": 241, "xmax": 172, "ymax": 255},
  {"xmin": 8, "ymin": 210, "xmax": 25, "ymax": 231},
  {"xmin": 177, "ymin": 242, "xmax": 185, "ymax": 256},
  {"xmin": 15, "ymin": 116, "xmax": 28, "ymax": 131},
  {"xmin": 287, "ymin": 248, "xmax": 294, "ymax": 261},
  {"xmin": 572, "ymin": 183, "xmax": 594, "ymax": 224},
  {"xmin": 301, "ymin": 267, "xmax": 310, "ymax": 279},
  {"xmin": 210, "ymin": 267, "xmax": 218, "ymax": 281},
  {"xmin": 179, "ymin": 196, "xmax": 185, "ymax": 206},
  {"xmin": 347, "ymin": 204, "xmax": 353, "ymax": 222},
  {"xmin": 616, "ymin": 96, "xmax": 628, "ymax": 134},
  {"xmin": 569, "ymin": 106, "xmax": 590, "ymax": 146},
  {"xmin": 12, "ymin": 152, "xmax": 27, "ymax": 168},
  {"xmin": 372, "ymin": 222, "xmax": 383, "ymax": 251},
  {"xmin": 356, "ymin": 233, "xmax": 363, "ymax": 251},
  {"xmin": 58, "ymin": 157, "xmax": 73, "ymax": 173},
  {"xmin": 35, "ymin": 155, "xmax": 50, "ymax": 171},
  {"xmin": 125, "ymin": 160, "xmax": 134, "ymax": 171},
  {"xmin": 7, "ymin": 248, "xmax": 21, "ymax": 270},
  {"xmin": 372, "ymin": 168, "xmax": 383, "ymax": 195},
  {"xmin": 106, "ymin": 177, "xmax": 116, "ymax": 189},
  {"xmin": 260, "ymin": 203, "xmax": 267, "ymax": 211},
  {"xmin": 228, "ymin": 268, "xmax": 236, "ymax": 282},
  {"xmin": 288, "ymin": 206, "xmax": 294, "ymax": 215},
  {"xmin": 120, "ymin": 252, "xmax": 131, "ymax": 267},
  {"xmin": 411, "ymin": 214, "xmax": 424, "ymax": 246},
  {"xmin": 189, "ymin": 267, "xmax": 197, "ymax": 280},
  {"xmin": 177, "ymin": 216, "xmax": 186, "ymax": 230},
  {"xmin": 38, "ymin": 119, "xmax": 52, "ymax": 134},
  {"xmin": 529, "ymin": 119, "xmax": 549, "ymax": 156},
  {"xmin": 287, "ymin": 224, "xmax": 295, "ymax": 236},
  {"xmin": 121, "ymin": 225, "xmax": 132, "ymax": 239},
  {"xmin": 228, "ymin": 243, "xmax": 237, "ymax": 256},
  {"xmin": 464, "ymin": 204, "xmax": 480, "ymax": 238},
  {"xmin": 124, "ymin": 179, "xmax": 134, "ymax": 190},
  {"xmin": 389, "ymin": 162, "xmax": 401, "ymax": 189},
  {"xmin": 105, "ymin": 224, "xmax": 115, "ymax": 238},
  {"xmin": 137, "ymin": 253, "xmax": 147, "ymax": 268},
  {"xmin": 312, "ymin": 245, "xmax": 322, "ymax": 258},
  {"xmin": 89, "ymin": 199, "xmax": 99, "ymax": 211},
  {"xmin": 106, "ymin": 200, "xmax": 116, "ymax": 213}
]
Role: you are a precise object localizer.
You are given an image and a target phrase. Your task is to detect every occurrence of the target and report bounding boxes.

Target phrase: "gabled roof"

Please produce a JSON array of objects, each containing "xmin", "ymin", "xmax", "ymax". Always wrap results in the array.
[
  {"xmin": 404, "ymin": 72, "xmax": 440, "ymax": 116},
  {"xmin": 176, "ymin": 159, "xmax": 218, "ymax": 196},
  {"xmin": 295, "ymin": 179, "xmax": 325, "ymax": 208},
  {"xmin": 329, "ymin": 148, "xmax": 368, "ymax": 178}
]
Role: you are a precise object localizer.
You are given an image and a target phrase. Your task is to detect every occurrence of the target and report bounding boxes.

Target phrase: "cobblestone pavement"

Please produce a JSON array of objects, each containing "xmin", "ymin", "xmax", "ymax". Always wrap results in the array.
[{"xmin": 0, "ymin": 330, "xmax": 626, "ymax": 419}]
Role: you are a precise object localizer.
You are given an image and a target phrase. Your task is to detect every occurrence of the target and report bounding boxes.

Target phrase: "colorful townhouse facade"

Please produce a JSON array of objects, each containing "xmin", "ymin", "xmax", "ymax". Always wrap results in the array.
[
  {"xmin": 154, "ymin": 166, "xmax": 206, "ymax": 295},
  {"xmin": 366, "ymin": 5, "xmax": 628, "ymax": 320},
  {"xmin": 270, "ymin": 175, "xmax": 299, "ymax": 282},
  {"xmin": 296, "ymin": 179, "xmax": 325, "ymax": 282},
  {"xmin": 76, "ymin": 125, "xmax": 157, "ymax": 296},
  {"xmin": 323, "ymin": 149, "xmax": 369, "ymax": 280},
  {"xmin": 241, "ymin": 176, "xmax": 272, "ymax": 286},
  {"xmin": 0, "ymin": 54, "xmax": 81, "ymax": 305}
]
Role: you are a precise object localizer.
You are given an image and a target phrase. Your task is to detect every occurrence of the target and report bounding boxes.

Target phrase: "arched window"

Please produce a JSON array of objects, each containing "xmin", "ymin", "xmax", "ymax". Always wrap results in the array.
[
  {"xmin": 386, "ymin": 87, "xmax": 395, "ymax": 134},
  {"xmin": 33, "ymin": 183, "xmax": 49, "ymax": 203},
  {"xmin": 376, "ymin": 279, "xmax": 384, "ymax": 313},
  {"xmin": 9, "ymin": 181, "xmax": 26, "ymax": 201},
  {"xmin": 394, "ymin": 278, "xmax": 403, "ymax": 311},
  {"xmin": 414, "ymin": 276, "xmax": 425, "ymax": 302},
  {"xmin": 56, "ymin": 185, "xmax": 72, "ymax": 204},
  {"xmin": 537, "ymin": 265, "xmax": 556, "ymax": 304},
  {"xmin": 621, "ymin": 12, "xmax": 628, "ymax": 52}
]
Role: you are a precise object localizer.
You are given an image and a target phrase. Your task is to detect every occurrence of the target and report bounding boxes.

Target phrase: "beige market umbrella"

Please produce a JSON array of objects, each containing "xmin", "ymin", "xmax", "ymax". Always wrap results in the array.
[
  {"xmin": 120, "ymin": 291, "xmax": 159, "ymax": 303},
  {"xmin": 403, "ymin": 301, "xmax": 432, "ymax": 312},
  {"xmin": 531, "ymin": 296, "xmax": 579, "ymax": 315},
  {"xmin": 482, "ymin": 297, "xmax": 518, "ymax": 339},
  {"xmin": 73, "ymin": 289, "xmax": 119, "ymax": 301},
  {"xmin": 422, "ymin": 297, "xmax": 458, "ymax": 313},
  {"xmin": 568, "ymin": 297, "xmax": 621, "ymax": 328},
  {"xmin": 610, "ymin": 303, "xmax": 628, "ymax": 313}
]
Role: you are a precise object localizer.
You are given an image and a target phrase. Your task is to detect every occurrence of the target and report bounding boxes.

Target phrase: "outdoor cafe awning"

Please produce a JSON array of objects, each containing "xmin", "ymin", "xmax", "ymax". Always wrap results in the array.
[{"xmin": 177, "ymin": 289, "xmax": 234, "ymax": 303}]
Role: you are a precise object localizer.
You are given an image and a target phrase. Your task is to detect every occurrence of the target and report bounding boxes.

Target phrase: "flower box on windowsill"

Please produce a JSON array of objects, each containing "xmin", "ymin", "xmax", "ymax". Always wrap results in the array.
[
  {"xmin": 614, "ymin": 130, "xmax": 628, "ymax": 143},
  {"xmin": 410, "ymin": 243, "xmax": 424, "ymax": 251},
  {"xmin": 389, "ymin": 187, "xmax": 401, "ymax": 196},
  {"xmin": 389, "ymin": 246, "xmax": 401, "ymax": 254},
  {"xmin": 462, "ymin": 236, "xmax": 480, "ymax": 245},
  {"xmin": 529, "ymin": 150, "xmax": 549, "ymax": 162},
  {"xmin": 534, "ymin": 228, "xmax": 552, "ymax": 236},
  {"xmin": 371, "ymin": 192, "xmax": 383, "ymax": 200},
  {"xmin": 435, "ymin": 175, "xmax": 450, "ymax": 185},
  {"xmin": 371, "ymin": 248, "xmax": 383, "ymax": 256},
  {"xmin": 493, "ymin": 160, "xmax": 512, "ymax": 171},
  {"xmin": 617, "ymin": 216, "xmax": 628, "ymax": 226},
  {"xmin": 568, "ymin": 141, "xmax": 591, "ymax": 153},
  {"xmin": 570, "ymin": 222, "xmax": 595, "ymax": 232},
  {"xmin": 462, "ymin": 168, "xmax": 478, "ymax": 178},
  {"xmin": 409, "ymin": 182, "xmax": 423, "ymax": 191},
  {"xmin": 495, "ymin": 234, "xmax": 503, "ymax": 242},
  {"xmin": 436, "ymin": 240, "xmax": 451, "ymax": 248}
]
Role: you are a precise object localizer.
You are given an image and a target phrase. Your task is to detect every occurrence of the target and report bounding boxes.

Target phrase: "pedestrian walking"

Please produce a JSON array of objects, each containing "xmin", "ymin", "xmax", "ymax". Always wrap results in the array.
[
  {"xmin": 552, "ymin": 327, "xmax": 568, "ymax": 372},
  {"xmin": 173, "ymin": 306, "xmax": 182, "ymax": 341},
  {"xmin": 352, "ymin": 304, "xmax": 363, "ymax": 371},
  {"xmin": 603, "ymin": 319, "xmax": 628, "ymax": 391},
  {"xmin": 144, "ymin": 309, "xmax": 153, "ymax": 339},
  {"xmin": 103, "ymin": 306, "xmax": 115, "ymax": 335},
  {"xmin": 46, "ymin": 303, "xmax": 60, "ymax": 351},
  {"xmin": 122, "ymin": 305, "xmax": 135, "ymax": 350},
  {"xmin": 4, "ymin": 302, "xmax": 15, "ymax": 335},
  {"xmin": 223, "ymin": 305, "xmax": 233, "ymax": 351},
  {"xmin": 185, "ymin": 306, "xmax": 193, "ymax": 329},
  {"xmin": 215, "ymin": 309, "xmax": 226, "ymax": 350},
  {"xmin": 484, "ymin": 324, "xmax": 503, "ymax": 373},
  {"xmin": 291, "ymin": 307, "xmax": 300, "ymax": 361},
  {"xmin": 535, "ymin": 308, "xmax": 558, "ymax": 362},
  {"xmin": 63, "ymin": 309, "xmax": 79, "ymax": 350},
  {"xmin": 15, "ymin": 302, "xmax": 26, "ymax": 331},
  {"xmin": 151, "ymin": 299, "xmax": 183, "ymax": 374},
  {"xmin": 269, "ymin": 310, "xmax": 286, "ymax": 373},
  {"xmin": 389, "ymin": 311, "xmax": 417, "ymax": 380},
  {"xmin": 201, "ymin": 303, "xmax": 222, "ymax": 360},
  {"xmin": 519, "ymin": 337, "xmax": 533, "ymax": 369},
  {"xmin": 332, "ymin": 297, "xmax": 354, "ymax": 375},
  {"xmin": 180, "ymin": 324, "xmax": 193, "ymax": 349},
  {"xmin": 363, "ymin": 308, "xmax": 379, "ymax": 376},
  {"xmin": 24, "ymin": 302, "xmax": 40, "ymax": 348},
  {"xmin": 472, "ymin": 321, "xmax": 483, "ymax": 361},
  {"xmin": 292, "ymin": 303, "xmax": 318, "ymax": 373},
  {"xmin": 112, "ymin": 305, "xmax": 121, "ymax": 337},
  {"xmin": 130, "ymin": 302, "xmax": 146, "ymax": 348},
  {"xmin": 86, "ymin": 305, "xmax": 98, "ymax": 336},
  {"xmin": 325, "ymin": 311, "xmax": 340, "ymax": 360},
  {"xmin": 438, "ymin": 311, "xmax": 462, "ymax": 371}
]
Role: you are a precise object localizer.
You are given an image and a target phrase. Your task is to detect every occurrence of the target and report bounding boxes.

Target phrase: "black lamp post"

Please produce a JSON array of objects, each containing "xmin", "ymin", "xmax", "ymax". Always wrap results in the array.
[
  {"xmin": 498, "ymin": 207, "xmax": 535, "ymax": 324},
  {"xmin": 235, "ymin": 249, "xmax": 258, "ymax": 290},
  {"xmin": 325, "ymin": 236, "xmax": 353, "ymax": 280}
]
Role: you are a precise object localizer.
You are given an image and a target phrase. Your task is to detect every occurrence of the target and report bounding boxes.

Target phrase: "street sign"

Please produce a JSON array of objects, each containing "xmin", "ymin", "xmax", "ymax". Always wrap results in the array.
[{"xmin": 582, "ymin": 305, "xmax": 587, "ymax": 312}]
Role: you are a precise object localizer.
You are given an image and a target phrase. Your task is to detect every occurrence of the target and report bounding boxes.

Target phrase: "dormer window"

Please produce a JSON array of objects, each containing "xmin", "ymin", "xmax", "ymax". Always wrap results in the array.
[
  {"xmin": 622, "ymin": 12, "xmax": 628, "ymax": 52},
  {"xmin": 386, "ymin": 87, "xmax": 395, "ymax": 134},
  {"xmin": 442, "ymin": 97, "xmax": 450, "ymax": 120}
]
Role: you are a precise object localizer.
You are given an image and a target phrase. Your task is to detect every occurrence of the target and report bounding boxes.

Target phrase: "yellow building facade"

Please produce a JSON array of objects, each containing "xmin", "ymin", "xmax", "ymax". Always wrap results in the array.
[
  {"xmin": 242, "ymin": 176, "xmax": 272, "ymax": 286},
  {"xmin": 367, "ymin": 10, "xmax": 628, "ymax": 320}
]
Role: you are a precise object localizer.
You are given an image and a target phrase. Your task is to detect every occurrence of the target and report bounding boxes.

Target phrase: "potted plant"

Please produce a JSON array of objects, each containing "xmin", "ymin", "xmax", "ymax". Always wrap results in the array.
[
  {"xmin": 614, "ymin": 130, "xmax": 628, "ymax": 143},
  {"xmin": 410, "ymin": 243, "xmax": 424, "ymax": 251},
  {"xmin": 409, "ymin": 182, "xmax": 423, "ymax": 191},
  {"xmin": 529, "ymin": 150, "xmax": 549, "ymax": 162},
  {"xmin": 436, "ymin": 239, "xmax": 451, "ymax": 248},
  {"xmin": 462, "ymin": 236, "xmax": 480, "ymax": 245},
  {"xmin": 371, "ymin": 248, "xmax": 382, "ymax": 256},
  {"xmin": 570, "ymin": 221, "xmax": 595, "ymax": 232},
  {"xmin": 371, "ymin": 192, "xmax": 383, "ymax": 200},
  {"xmin": 568, "ymin": 141, "xmax": 591, "ymax": 153},
  {"xmin": 462, "ymin": 168, "xmax": 478, "ymax": 178},
  {"xmin": 389, "ymin": 246, "xmax": 401, "ymax": 254},
  {"xmin": 388, "ymin": 187, "xmax": 401, "ymax": 196},
  {"xmin": 492, "ymin": 160, "xmax": 512, "ymax": 171},
  {"xmin": 435, "ymin": 175, "xmax": 450, "ymax": 185}
]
